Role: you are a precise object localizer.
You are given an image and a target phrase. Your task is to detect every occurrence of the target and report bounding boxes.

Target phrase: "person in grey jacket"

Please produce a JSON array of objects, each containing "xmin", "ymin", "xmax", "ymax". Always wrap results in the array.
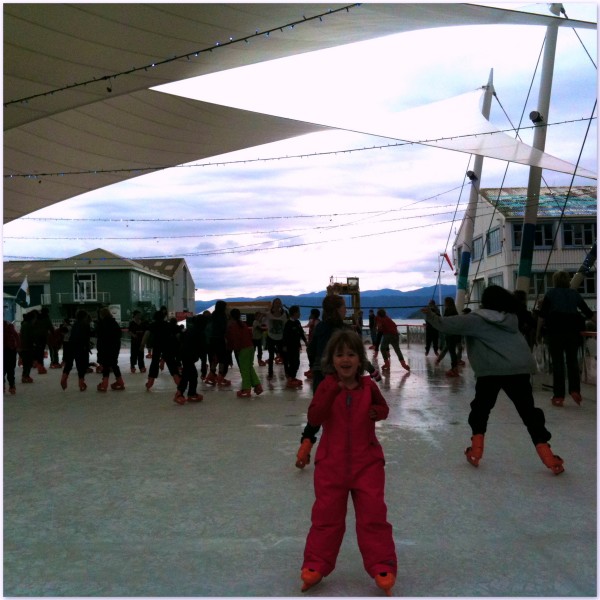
[{"xmin": 422, "ymin": 285, "xmax": 564, "ymax": 475}]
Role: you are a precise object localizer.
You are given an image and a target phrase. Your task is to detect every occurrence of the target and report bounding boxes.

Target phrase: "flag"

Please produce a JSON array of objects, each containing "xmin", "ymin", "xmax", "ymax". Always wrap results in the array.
[{"xmin": 15, "ymin": 276, "xmax": 30, "ymax": 308}]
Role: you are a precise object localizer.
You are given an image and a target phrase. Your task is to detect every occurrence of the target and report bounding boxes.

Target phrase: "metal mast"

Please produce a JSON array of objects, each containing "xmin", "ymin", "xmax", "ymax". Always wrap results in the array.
[
  {"xmin": 455, "ymin": 69, "xmax": 495, "ymax": 312},
  {"xmin": 515, "ymin": 3, "xmax": 563, "ymax": 292}
]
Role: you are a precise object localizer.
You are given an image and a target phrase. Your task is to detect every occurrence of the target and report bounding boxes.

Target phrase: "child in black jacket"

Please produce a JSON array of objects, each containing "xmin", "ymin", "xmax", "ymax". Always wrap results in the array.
[{"xmin": 282, "ymin": 305, "xmax": 307, "ymax": 389}]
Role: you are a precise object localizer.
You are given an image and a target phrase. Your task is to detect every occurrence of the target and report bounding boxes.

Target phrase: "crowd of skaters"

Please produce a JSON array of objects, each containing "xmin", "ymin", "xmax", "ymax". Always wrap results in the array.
[
  {"xmin": 4, "ymin": 299, "xmax": 344, "ymax": 402},
  {"xmin": 2, "ymin": 273, "xmax": 596, "ymax": 595}
]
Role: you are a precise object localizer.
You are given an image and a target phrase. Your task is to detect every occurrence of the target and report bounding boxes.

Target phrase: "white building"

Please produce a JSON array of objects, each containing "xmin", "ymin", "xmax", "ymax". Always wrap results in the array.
[{"xmin": 453, "ymin": 185, "xmax": 597, "ymax": 309}]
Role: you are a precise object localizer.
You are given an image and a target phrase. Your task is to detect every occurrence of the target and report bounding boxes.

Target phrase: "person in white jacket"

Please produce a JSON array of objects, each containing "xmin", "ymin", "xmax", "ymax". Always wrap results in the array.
[{"xmin": 422, "ymin": 285, "xmax": 564, "ymax": 475}]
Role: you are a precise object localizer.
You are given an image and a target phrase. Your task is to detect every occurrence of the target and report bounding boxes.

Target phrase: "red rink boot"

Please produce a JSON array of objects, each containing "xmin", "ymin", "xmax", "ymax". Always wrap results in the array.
[
  {"xmin": 301, "ymin": 568, "xmax": 323, "ymax": 592},
  {"xmin": 216, "ymin": 374, "xmax": 231, "ymax": 387},
  {"xmin": 173, "ymin": 390, "xmax": 186, "ymax": 405},
  {"xmin": 37, "ymin": 365, "xmax": 47, "ymax": 374},
  {"xmin": 236, "ymin": 389, "xmax": 252, "ymax": 398},
  {"xmin": 204, "ymin": 372, "xmax": 217, "ymax": 386},
  {"xmin": 295, "ymin": 438, "xmax": 314, "ymax": 469},
  {"xmin": 375, "ymin": 572, "xmax": 396, "ymax": 596},
  {"xmin": 381, "ymin": 359, "xmax": 391, "ymax": 371},
  {"xmin": 400, "ymin": 359, "xmax": 410, "ymax": 371},
  {"xmin": 569, "ymin": 391, "xmax": 582, "ymax": 406},
  {"xmin": 187, "ymin": 393, "xmax": 203, "ymax": 403},
  {"xmin": 465, "ymin": 434, "xmax": 484, "ymax": 467},
  {"xmin": 145, "ymin": 377, "xmax": 155, "ymax": 391},
  {"xmin": 111, "ymin": 377, "xmax": 125, "ymax": 391},
  {"xmin": 536, "ymin": 443, "xmax": 565, "ymax": 475},
  {"xmin": 97, "ymin": 377, "xmax": 109, "ymax": 392},
  {"xmin": 551, "ymin": 396, "xmax": 565, "ymax": 407},
  {"xmin": 253, "ymin": 383, "xmax": 263, "ymax": 395},
  {"xmin": 79, "ymin": 378, "xmax": 87, "ymax": 391},
  {"xmin": 60, "ymin": 372, "xmax": 68, "ymax": 390}
]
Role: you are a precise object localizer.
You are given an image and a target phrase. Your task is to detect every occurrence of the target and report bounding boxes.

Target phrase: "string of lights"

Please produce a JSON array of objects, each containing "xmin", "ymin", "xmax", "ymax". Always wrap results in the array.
[
  {"xmin": 4, "ymin": 4, "xmax": 360, "ymax": 108},
  {"xmin": 15, "ymin": 189, "xmax": 465, "ymax": 224},
  {"xmin": 4, "ymin": 116, "xmax": 594, "ymax": 180},
  {"xmin": 3, "ymin": 208, "xmax": 472, "ymax": 241},
  {"xmin": 3, "ymin": 214, "xmax": 466, "ymax": 261}
]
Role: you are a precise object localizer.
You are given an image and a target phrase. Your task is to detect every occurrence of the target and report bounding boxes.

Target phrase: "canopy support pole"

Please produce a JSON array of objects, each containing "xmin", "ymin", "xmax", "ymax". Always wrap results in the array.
[
  {"xmin": 455, "ymin": 69, "xmax": 494, "ymax": 312},
  {"xmin": 515, "ymin": 3, "xmax": 563, "ymax": 293}
]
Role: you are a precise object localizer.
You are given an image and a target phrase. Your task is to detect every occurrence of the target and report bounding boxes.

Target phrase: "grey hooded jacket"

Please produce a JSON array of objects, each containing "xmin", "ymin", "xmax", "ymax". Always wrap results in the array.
[{"xmin": 424, "ymin": 309, "xmax": 536, "ymax": 378}]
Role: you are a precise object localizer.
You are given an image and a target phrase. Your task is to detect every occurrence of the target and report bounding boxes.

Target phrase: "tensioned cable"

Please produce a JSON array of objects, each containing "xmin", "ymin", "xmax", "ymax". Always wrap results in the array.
[
  {"xmin": 561, "ymin": 6, "xmax": 598, "ymax": 69},
  {"xmin": 3, "ymin": 214, "xmax": 472, "ymax": 261},
  {"xmin": 533, "ymin": 98, "xmax": 597, "ymax": 307},
  {"xmin": 4, "ymin": 116, "xmax": 594, "ymax": 180},
  {"xmin": 11, "ymin": 186, "xmax": 466, "ymax": 223},
  {"xmin": 430, "ymin": 154, "xmax": 473, "ymax": 304},
  {"xmin": 3, "ymin": 206, "xmax": 482, "ymax": 240}
]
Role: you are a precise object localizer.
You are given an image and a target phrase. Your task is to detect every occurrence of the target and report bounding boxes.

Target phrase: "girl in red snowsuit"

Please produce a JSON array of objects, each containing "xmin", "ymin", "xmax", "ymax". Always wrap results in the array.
[{"xmin": 301, "ymin": 330, "xmax": 397, "ymax": 596}]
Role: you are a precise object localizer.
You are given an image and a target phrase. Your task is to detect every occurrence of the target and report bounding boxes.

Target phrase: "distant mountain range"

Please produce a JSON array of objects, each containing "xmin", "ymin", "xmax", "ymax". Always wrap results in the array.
[{"xmin": 195, "ymin": 284, "xmax": 456, "ymax": 320}]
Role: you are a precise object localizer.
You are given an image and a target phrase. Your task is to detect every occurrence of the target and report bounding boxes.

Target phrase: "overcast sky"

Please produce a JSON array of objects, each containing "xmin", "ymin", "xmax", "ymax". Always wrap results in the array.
[{"xmin": 3, "ymin": 3, "xmax": 597, "ymax": 301}]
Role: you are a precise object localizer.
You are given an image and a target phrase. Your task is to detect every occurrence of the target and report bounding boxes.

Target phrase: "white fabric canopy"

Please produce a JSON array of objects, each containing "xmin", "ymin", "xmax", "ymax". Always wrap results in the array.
[
  {"xmin": 4, "ymin": 3, "xmax": 596, "ymax": 222},
  {"xmin": 279, "ymin": 88, "xmax": 597, "ymax": 179}
]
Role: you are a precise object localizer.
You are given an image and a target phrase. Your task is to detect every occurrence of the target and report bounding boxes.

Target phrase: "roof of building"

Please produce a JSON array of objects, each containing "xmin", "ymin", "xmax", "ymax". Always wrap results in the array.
[
  {"xmin": 136, "ymin": 258, "xmax": 187, "ymax": 278},
  {"xmin": 479, "ymin": 185, "xmax": 597, "ymax": 218},
  {"xmin": 3, "ymin": 249, "xmax": 186, "ymax": 284}
]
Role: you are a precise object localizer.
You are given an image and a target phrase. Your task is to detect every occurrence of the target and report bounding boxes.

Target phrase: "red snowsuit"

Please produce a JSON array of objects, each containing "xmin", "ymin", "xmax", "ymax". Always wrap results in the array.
[{"xmin": 302, "ymin": 374, "xmax": 397, "ymax": 579}]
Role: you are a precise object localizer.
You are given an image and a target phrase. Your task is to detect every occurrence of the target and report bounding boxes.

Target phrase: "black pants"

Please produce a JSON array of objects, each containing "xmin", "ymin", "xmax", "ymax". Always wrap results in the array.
[
  {"xmin": 4, "ymin": 348, "xmax": 17, "ymax": 387},
  {"xmin": 468, "ymin": 374, "xmax": 551, "ymax": 446},
  {"xmin": 63, "ymin": 346, "xmax": 90, "ymax": 380},
  {"xmin": 130, "ymin": 341, "xmax": 145, "ymax": 370},
  {"xmin": 425, "ymin": 327, "xmax": 439, "ymax": 355},
  {"xmin": 149, "ymin": 347, "xmax": 179, "ymax": 379},
  {"xmin": 285, "ymin": 348, "xmax": 300, "ymax": 379},
  {"xmin": 445, "ymin": 334, "xmax": 461, "ymax": 369},
  {"xmin": 178, "ymin": 357, "xmax": 198, "ymax": 396},
  {"xmin": 547, "ymin": 330, "xmax": 582, "ymax": 397}
]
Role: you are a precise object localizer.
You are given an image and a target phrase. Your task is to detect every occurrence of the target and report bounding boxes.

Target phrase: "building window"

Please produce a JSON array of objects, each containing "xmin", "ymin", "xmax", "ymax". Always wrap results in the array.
[
  {"xmin": 486, "ymin": 228, "xmax": 501, "ymax": 256},
  {"xmin": 563, "ymin": 222, "xmax": 596, "ymax": 248},
  {"xmin": 522, "ymin": 271, "xmax": 596, "ymax": 296},
  {"xmin": 472, "ymin": 237, "xmax": 483, "ymax": 261},
  {"xmin": 470, "ymin": 278, "xmax": 485, "ymax": 306},
  {"xmin": 488, "ymin": 274, "xmax": 504, "ymax": 287},
  {"xmin": 74, "ymin": 273, "xmax": 97, "ymax": 301},
  {"xmin": 572, "ymin": 272, "xmax": 596, "ymax": 295},
  {"xmin": 527, "ymin": 272, "xmax": 554, "ymax": 296},
  {"xmin": 512, "ymin": 223, "xmax": 554, "ymax": 248}
]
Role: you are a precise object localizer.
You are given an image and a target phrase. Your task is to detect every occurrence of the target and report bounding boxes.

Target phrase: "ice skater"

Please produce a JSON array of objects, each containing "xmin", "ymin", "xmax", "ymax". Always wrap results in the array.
[
  {"xmin": 422, "ymin": 284, "xmax": 565, "ymax": 475},
  {"xmin": 300, "ymin": 329, "xmax": 397, "ymax": 596}
]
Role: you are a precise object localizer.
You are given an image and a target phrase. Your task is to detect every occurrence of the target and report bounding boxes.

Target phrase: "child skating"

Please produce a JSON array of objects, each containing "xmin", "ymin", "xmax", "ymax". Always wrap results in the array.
[
  {"xmin": 226, "ymin": 308, "xmax": 263, "ymax": 398},
  {"xmin": 300, "ymin": 329, "xmax": 397, "ymax": 596},
  {"xmin": 422, "ymin": 284, "xmax": 564, "ymax": 475}
]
